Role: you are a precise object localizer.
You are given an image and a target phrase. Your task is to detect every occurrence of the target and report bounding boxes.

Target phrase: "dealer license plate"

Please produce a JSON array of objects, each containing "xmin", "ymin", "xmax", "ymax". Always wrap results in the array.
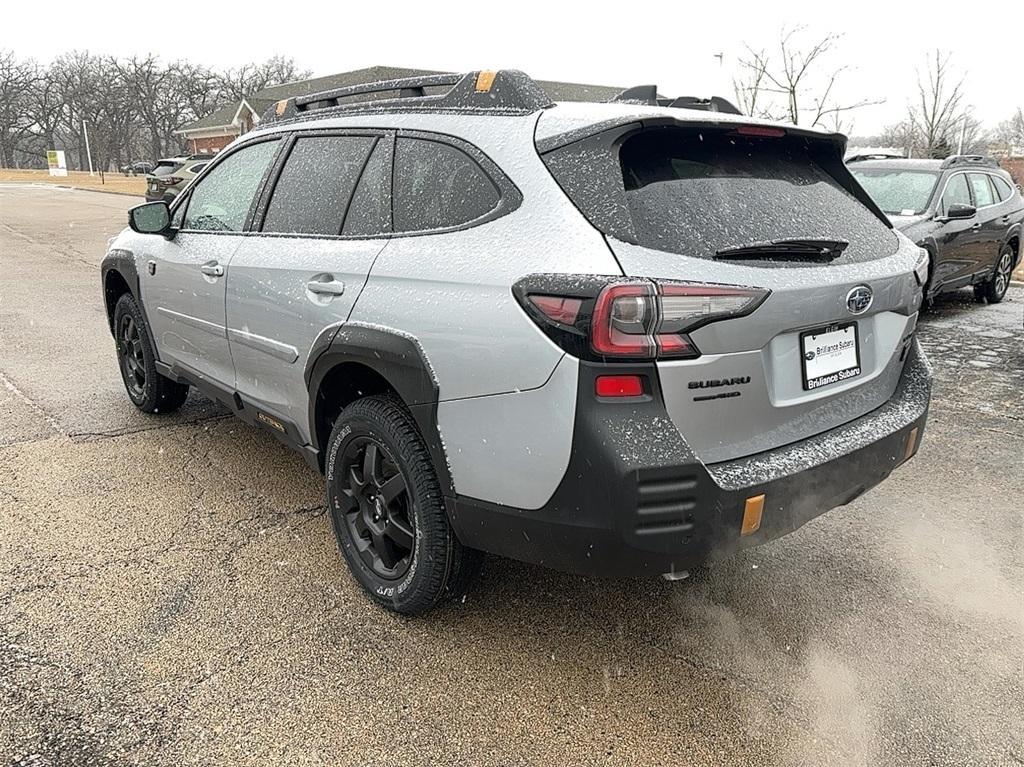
[{"xmin": 800, "ymin": 323, "xmax": 861, "ymax": 391}]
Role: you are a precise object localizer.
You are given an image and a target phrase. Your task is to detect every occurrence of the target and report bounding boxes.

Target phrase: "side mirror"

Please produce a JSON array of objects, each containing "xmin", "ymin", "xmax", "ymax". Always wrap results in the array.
[
  {"xmin": 944, "ymin": 203, "xmax": 976, "ymax": 220},
  {"xmin": 129, "ymin": 201, "xmax": 172, "ymax": 235}
]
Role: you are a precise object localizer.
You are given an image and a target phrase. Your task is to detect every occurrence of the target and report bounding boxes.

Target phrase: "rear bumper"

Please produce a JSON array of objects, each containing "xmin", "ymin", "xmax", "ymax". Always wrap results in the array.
[{"xmin": 449, "ymin": 338, "xmax": 931, "ymax": 578}]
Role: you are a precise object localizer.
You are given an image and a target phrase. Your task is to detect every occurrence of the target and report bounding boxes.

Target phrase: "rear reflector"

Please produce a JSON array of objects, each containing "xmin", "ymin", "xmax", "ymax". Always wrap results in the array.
[
  {"xmin": 741, "ymin": 494, "xmax": 765, "ymax": 535},
  {"xmin": 903, "ymin": 426, "xmax": 919, "ymax": 462},
  {"xmin": 595, "ymin": 374, "xmax": 644, "ymax": 398}
]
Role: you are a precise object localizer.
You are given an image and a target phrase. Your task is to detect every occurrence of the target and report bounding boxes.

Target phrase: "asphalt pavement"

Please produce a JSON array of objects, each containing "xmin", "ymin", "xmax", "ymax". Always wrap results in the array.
[{"xmin": 1, "ymin": 185, "xmax": 1021, "ymax": 767}]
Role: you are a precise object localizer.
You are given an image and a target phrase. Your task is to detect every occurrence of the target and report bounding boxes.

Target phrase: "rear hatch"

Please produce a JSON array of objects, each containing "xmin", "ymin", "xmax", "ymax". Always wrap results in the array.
[{"xmin": 539, "ymin": 116, "xmax": 922, "ymax": 464}]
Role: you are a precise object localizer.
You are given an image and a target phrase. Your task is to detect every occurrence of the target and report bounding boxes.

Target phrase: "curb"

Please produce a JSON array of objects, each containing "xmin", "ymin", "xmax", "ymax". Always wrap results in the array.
[{"xmin": 54, "ymin": 184, "xmax": 145, "ymax": 199}]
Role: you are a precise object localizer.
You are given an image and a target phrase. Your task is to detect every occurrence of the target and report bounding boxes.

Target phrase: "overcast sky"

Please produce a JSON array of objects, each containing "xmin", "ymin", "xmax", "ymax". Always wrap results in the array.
[{"xmin": 4, "ymin": 0, "xmax": 1021, "ymax": 136}]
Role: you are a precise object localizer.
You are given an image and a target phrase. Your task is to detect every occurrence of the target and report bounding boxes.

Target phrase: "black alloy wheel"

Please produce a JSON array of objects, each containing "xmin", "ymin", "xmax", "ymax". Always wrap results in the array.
[
  {"xmin": 339, "ymin": 436, "xmax": 416, "ymax": 580},
  {"xmin": 118, "ymin": 312, "xmax": 147, "ymax": 401}
]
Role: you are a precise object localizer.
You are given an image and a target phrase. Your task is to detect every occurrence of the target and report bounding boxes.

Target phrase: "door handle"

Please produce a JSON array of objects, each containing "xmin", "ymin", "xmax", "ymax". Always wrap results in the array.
[
  {"xmin": 306, "ymin": 278, "xmax": 345, "ymax": 296},
  {"xmin": 200, "ymin": 261, "xmax": 224, "ymax": 277},
  {"xmin": 970, "ymin": 222, "xmax": 982, "ymax": 231}
]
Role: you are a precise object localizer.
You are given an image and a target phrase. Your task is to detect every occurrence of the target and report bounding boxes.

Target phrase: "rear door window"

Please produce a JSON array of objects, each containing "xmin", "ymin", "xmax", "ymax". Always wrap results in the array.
[
  {"xmin": 990, "ymin": 175, "xmax": 1013, "ymax": 202},
  {"xmin": 182, "ymin": 140, "xmax": 279, "ymax": 232},
  {"xmin": 941, "ymin": 174, "xmax": 971, "ymax": 214},
  {"xmin": 393, "ymin": 137, "xmax": 499, "ymax": 232},
  {"xmin": 968, "ymin": 173, "xmax": 995, "ymax": 208},
  {"xmin": 263, "ymin": 135, "xmax": 375, "ymax": 236},
  {"xmin": 614, "ymin": 129, "xmax": 895, "ymax": 261},
  {"xmin": 342, "ymin": 138, "xmax": 391, "ymax": 237}
]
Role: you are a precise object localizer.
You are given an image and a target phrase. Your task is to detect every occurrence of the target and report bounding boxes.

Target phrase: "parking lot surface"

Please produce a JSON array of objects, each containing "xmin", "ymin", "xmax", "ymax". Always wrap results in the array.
[{"xmin": 1, "ymin": 185, "xmax": 1022, "ymax": 766}]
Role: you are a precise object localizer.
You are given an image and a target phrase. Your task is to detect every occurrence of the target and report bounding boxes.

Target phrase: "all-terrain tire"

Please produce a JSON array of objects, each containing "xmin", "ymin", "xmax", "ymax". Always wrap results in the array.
[
  {"xmin": 325, "ymin": 395, "xmax": 481, "ymax": 615},
  {"xmin": 113, "ymin": 293, "xmax": 189, "ymax": 414}
]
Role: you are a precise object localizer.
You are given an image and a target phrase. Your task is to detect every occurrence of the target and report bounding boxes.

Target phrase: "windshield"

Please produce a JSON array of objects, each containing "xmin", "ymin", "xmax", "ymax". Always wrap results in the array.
[
  {"xmin": 616, "ymin": 129, "xmax": 896, "ymax": 263},
  {"xmin": 849, "ymin": 168, "xmax": 940, "ymax": 216}
]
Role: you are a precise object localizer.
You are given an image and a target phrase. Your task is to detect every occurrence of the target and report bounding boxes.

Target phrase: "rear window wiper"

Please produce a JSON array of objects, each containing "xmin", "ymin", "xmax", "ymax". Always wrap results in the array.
[{"xmin": 714, "ymin": 238, "xmax": 850, "ymax": 261}]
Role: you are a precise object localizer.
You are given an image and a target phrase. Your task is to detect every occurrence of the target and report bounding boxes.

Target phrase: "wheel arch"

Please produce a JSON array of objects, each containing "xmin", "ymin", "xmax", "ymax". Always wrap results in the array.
[
  {"xmin": 305, "ymin": 324, "xmax": 453, "ymax": 493},
  {"xmin": 1005, "ymin": 229, "xmax": 1021, "ymax": 267},
  {"xmin": 101, "ymin": 249, "xmax": 141, "ymax": 336}
]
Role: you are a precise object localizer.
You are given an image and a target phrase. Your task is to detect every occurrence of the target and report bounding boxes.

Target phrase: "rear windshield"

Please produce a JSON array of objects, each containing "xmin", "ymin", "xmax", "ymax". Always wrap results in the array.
[
  {"xmin": 616, "ymin": 129, "xmax": 895, "ymax": 260},
  {"xmin": 152, "ymin": 161, "xmax": 182, "ymax": 177},
  {"xmin": 849, "ymin": 168, "xmax": 940, "ymax": 216}
]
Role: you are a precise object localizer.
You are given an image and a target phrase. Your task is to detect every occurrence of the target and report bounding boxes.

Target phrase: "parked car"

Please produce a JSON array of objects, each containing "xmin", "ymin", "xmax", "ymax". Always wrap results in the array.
[
  {"xmin": 849, "ymin": 155, "xmax": 1023, "ymax": 304},
  {"xmin": 144, "ymin": 157, "xmax": 211, "ymax": 202},
  {"xmin": 121, "ymin": 160, "xmax": 155, "ymax": 176},
  {"xmin": 102, "ymin": 70, "xmax": 932, "ymax": 615}
]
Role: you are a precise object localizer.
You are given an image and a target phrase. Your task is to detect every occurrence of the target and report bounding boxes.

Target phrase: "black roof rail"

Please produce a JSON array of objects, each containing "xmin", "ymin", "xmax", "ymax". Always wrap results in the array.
[
  {"xmin": 846, "ymin": 152, "xmax": 905, "ymax": 162},
  {"xmin": 609, "ymin": 85, "xmax": 743, "ymax": 115},
  {"xmin": 940, "ymin": 154, "xmax": 998, "ymax": 169},
  {"xmin": 262, "ymin": 70, "xmax": 553, "ymax": 123}
]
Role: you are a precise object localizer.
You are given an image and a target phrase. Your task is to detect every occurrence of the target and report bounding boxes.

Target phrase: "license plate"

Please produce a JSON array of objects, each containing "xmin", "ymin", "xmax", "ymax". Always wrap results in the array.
[{"xmin": 800, "ymin": 323, "xmax": 861, "ymax": 390}]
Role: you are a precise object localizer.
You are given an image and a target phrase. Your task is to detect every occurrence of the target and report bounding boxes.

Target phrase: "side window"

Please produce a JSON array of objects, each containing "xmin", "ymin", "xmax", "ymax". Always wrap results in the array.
[
  {"xmin": 342, "ymin": 138, "xmax": 391, "ymax": 236},
  {"xmin": 182, "ymin": 140, "xmax": 279, "ymax": 232},
  {"xmin": 941, "ymin": 174, "xmax": 971, "ymax": 214},
  {"xmin": 393, "ymin": 137, "xmax": 500, "ymax": 232},
  {"xmin": 991, "ymin": 175, "xmax": 1013, "ymax": 202},
  {"xmin": 968, "ymin": 173, "xmax": 995, "ymax": 208},
  {"xmin": 263, "ymin": 135, "xmax": 375, "ymax": 236}
]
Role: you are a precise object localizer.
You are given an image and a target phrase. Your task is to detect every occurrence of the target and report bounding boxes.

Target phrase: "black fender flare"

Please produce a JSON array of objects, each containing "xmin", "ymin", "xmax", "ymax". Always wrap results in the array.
[
  {"xmin": 305, "ymin": 323, "xmax": 453, "ymax": 495},
  {"xmin": 101, "ymin": 249, "xmax": 142, "ymax": 336},
  {"xmin": 1001, "ymin": 222, "xmax": 1022, "ymax": 265}
]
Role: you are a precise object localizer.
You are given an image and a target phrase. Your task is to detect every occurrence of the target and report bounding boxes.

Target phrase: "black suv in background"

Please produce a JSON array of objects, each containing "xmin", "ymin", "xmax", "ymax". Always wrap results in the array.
[{"xmin": 849, "ymin": 155, "xmax": 1022, "ymax": 304}]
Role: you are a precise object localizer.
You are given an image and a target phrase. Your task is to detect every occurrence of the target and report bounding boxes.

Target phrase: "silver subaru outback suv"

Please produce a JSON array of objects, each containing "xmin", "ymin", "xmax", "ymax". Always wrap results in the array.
[{"xmin": 102, "ymin": 70, "xmax": 932, "ymax": 615}]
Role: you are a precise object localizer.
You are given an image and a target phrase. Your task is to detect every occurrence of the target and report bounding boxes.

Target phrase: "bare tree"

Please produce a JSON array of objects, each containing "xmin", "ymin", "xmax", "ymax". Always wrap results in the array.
[
  {"xmin": 734, "ymin": 28, "xmax": 882, "ymax": 128},
  {"xmin": 907, "ymin": 50, "xmax": 966, "ymax": 157},
  {"xmin": 732, "ymin": 48, "xmax": 778, "ymax": 120},
  {"xmin": 217, "ymin": 55, "xmax": 311, "ymax": 101},
  {"xmin": 0, "ymin": 50, "xmax": 39, "ymax": 167},
  {"xmin": 994, "ymin": 108, "xmax": 1024, "ymax": 155}
]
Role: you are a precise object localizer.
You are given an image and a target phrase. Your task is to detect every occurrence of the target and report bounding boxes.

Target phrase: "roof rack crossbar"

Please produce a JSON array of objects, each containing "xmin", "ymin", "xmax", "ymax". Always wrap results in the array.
[{"xmin": 263, "ymin": 70, "xmax": 554, "ymax": 123}]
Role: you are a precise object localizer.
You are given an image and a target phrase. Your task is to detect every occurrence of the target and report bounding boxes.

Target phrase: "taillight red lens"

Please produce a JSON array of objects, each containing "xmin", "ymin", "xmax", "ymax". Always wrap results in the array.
[
  {"xmin": 529, "ymin": 295, "xmax": 582, "ymax": 326},
  {"xmin": 591, "ymin": 283, "xmax": 657, "ymax": 357},
  {"xmin": 595, "ymin": 374, "xmax": 645, "ymax": 398},
  {"xmin": 516, "ymin": 275, "xmax": 769, "ymax": 362}
]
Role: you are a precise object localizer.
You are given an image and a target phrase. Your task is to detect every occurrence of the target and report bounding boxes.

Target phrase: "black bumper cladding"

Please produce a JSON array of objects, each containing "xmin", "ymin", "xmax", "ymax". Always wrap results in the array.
[{"xmin": 449, "ymin": 339, "xmax": 931, "ymax": 578}]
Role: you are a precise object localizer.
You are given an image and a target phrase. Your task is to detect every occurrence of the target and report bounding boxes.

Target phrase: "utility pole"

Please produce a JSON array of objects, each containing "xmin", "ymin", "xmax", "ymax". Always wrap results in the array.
[
  {"xmin": 957, "ymin": 113, "xmax": 968, "ymax": 155},
  {"xmin": 82, "ymin": 120, "xmax": 95, "ymax": 176}
]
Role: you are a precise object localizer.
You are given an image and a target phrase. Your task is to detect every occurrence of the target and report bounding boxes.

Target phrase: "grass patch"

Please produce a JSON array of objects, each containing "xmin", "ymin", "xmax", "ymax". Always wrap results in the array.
[{"xmin": 0, "ymin": 169, "xmax": 145, "ymax": 196}]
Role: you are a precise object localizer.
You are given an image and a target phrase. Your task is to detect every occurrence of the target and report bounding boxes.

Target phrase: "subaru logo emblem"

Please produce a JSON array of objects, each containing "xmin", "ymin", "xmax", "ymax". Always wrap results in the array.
[{"xmin": 846, "ymin": 285, "xmax": 873, "ymax": 315}]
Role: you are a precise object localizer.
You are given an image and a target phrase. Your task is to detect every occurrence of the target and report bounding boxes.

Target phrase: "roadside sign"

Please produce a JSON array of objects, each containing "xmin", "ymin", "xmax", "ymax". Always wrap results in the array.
[{"xmin": 47, "ymin": 150, "xmax": 68, "ymax": 177}]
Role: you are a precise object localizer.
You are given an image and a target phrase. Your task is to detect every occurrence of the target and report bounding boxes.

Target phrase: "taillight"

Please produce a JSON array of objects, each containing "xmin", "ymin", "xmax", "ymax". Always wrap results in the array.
[
  {"xmin": 591, "ymin": 283, "xmax": 657, "ymax": 357},
  {"xmin": 513, "ymin": 275, "xmax": 769, "ymax": 362}
]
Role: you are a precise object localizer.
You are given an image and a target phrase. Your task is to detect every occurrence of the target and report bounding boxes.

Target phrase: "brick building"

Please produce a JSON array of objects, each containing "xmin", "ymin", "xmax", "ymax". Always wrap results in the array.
[{"xmin": 176, "ymin": 65, "xmax": 623, "ymax": 154}]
